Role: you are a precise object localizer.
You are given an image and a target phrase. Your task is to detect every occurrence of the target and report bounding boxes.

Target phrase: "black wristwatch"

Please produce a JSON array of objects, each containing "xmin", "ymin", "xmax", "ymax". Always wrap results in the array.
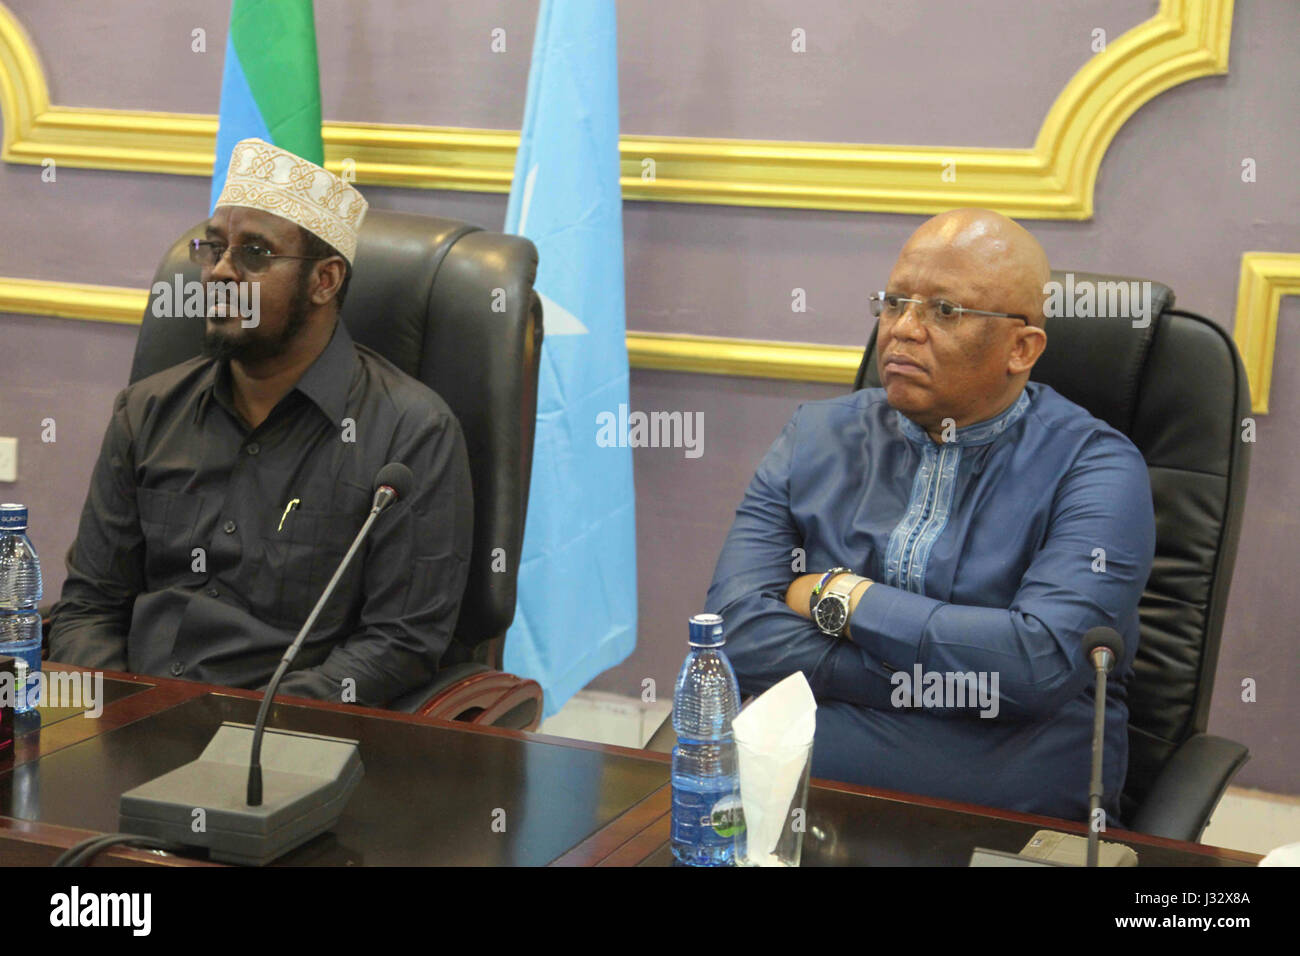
[
  {"xmin": 813, "ymin": 569, "xmax": 869, "ymax": 638},
  {"xmin": 809, "ymin": 567, "xmax": 852, "ymax": 617}
]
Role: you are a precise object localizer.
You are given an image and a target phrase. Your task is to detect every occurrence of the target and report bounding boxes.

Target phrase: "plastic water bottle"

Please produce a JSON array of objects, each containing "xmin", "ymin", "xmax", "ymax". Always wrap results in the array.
[
  {"xmin": 0, "ymin": 504, "xmax": 43, "ymax": 713},
  {"xmin": 671, "ymin": 612, "xmax": 742, "ymax": 866}
]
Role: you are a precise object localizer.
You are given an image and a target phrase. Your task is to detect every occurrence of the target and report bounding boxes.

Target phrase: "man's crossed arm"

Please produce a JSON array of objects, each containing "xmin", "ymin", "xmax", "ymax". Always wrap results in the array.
[{"xmin": 704, "ymin": 412, "xmax": 1155, "ymax": 721}]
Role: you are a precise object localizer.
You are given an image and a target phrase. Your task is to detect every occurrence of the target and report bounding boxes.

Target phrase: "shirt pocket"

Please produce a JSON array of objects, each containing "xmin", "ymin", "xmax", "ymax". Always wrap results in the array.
[
  {"xmin": 135, "ymin": 487, "xmax": 204, "ymax": 589},
  {"xmin": 254, "ymin": 506, "xmax": 366, "ymax": 631}
]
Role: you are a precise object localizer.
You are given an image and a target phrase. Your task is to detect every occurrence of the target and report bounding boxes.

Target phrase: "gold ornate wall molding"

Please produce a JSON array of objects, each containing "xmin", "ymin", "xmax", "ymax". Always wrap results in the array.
[
  {"xmin": 5, "ymin": 250, "xmax": 1291, "ymax": 403},
  {"xmin": 0, "ymin": 276, "xmax": 147, "ymax": 325},
  {"xmin": 0, "ymin": 275, "xmax": 865, "ymax": 382},
  {"xmin": 1234, "ymin": 253, "xmax": 1300, "ymax": 415},
  {"xmin": 0, "ymin": 0, "xmax": 1264, "ymax": 403},
  {"xmin": 626, "ymin": 331, "xmax": 860, "ymax": 383},
  {"xmin": 0, "ymin": 0, "xmax": 1232, "ymax": 217}
]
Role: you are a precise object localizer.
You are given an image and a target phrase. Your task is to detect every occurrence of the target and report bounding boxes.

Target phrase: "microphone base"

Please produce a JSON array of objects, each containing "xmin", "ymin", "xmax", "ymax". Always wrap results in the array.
[
  {"xmin": 119, "ymin": 722, "xmax": 363, "ymax": 866},
  {"xmin": 969, "ymin": 829, "xmax": 1139, "ymax": 867}
]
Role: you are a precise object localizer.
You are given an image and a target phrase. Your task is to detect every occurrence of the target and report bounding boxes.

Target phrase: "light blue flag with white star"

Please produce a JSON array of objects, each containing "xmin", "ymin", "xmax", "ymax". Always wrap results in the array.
[{"xmin": 503, "ymin": 0, "xmax": 636, "ymax": 718}]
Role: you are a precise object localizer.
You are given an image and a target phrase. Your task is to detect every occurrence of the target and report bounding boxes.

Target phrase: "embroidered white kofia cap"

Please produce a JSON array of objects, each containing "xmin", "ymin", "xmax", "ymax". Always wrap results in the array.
[{"xmin": 215, "ymin": 138, "xmax": 368, "ymax": 265}]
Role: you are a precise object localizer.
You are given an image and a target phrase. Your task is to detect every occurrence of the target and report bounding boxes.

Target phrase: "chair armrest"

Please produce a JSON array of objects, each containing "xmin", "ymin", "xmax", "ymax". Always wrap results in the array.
[
  {"xmin": 389, "ymin": 663, "xmax": 542, "ymax": 731},
  {"xmin": 1128, "ymin": 733, "xmax": 1250, "ymax": 842},
  {"xmin": 388, "ymin": 662, "xmax": 489, "ymax": 713}
]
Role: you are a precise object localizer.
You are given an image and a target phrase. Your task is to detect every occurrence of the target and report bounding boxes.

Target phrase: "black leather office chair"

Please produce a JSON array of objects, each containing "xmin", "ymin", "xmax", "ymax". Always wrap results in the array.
[
  {"xmin": 647, "ymin": 270, "xmax": 1252, "ymax": 844},
  {"xmin": 127, "ymin": 209, "xmax": 546, "ymax": 729},
  {"xmin": 851, "ymin": 271, "xmax": 1252, "ymax": 841}
]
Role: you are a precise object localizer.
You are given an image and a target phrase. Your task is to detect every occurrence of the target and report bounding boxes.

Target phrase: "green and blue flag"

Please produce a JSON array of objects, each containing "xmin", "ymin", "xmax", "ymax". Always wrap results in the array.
[{"xmin": 210, "ymin": 0, "xmax": 323, "ymax": 211}]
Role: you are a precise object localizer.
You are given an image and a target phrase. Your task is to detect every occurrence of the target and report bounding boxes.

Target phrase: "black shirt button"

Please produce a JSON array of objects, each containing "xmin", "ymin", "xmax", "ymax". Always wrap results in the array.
[
  {"xmin": 170, "ymin": 661, "xmax": 185, "ymax": 677},
  {"xmin": 206, "ymin": 587, "xmax": 219, "ymax": 599},
  {"xmin": 246, "ymin": 442, "xmax": 260, "ymax": 456},
  {"xmin": 223, "ymin": 519, "xmax": 236, "ymax": 534}
]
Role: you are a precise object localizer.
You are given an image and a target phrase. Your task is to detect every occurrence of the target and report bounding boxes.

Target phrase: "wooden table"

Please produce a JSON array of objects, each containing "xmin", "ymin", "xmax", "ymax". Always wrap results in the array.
[
  {"xmin": 0, "ymin": 664, "xmax": 1260, "ymax": 867},
  {"xmin": 560, "ymin": 780, "xmax": 1261, "ymax": 867},
  {"xmin": 0, "ymin": 664, "xmax": 668, "ymax": 866}
]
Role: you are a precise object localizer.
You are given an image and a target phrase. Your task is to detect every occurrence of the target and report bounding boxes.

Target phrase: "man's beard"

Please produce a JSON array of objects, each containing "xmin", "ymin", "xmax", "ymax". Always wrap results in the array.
[{"xmin": 201, "ymin": 268, "xmax": 312, "ymax": 364}]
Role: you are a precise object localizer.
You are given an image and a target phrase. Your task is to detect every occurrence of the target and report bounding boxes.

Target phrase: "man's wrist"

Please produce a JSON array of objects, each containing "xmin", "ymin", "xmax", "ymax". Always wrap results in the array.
[
  {"xmin": 787, "ymin": 571, "xmax": 874, "ymax": 629},
  {"xmin": 819, "ymin": 574, "xmax": 873, "ymax": 639},
  {"xmin": 845, "ymin": 576, "xmax": 873, "ymax": 615},
  {"xmin": 813, "ymin": 572, "xmax": 872, "ymax": 637},
  {"xmin": 809, "ymin": 567, "xmax": 853, "ymax": 615}
]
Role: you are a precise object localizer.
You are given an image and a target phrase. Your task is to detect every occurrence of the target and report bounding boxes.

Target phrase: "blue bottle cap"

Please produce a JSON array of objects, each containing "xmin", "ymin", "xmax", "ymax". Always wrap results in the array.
[
  {"xmin": 688, "ymin": 613, "xmax": 724, "ymax": 647},
  {"xmin": 0, "ymin": 504, "xmax": 27, "ymax": 532}
]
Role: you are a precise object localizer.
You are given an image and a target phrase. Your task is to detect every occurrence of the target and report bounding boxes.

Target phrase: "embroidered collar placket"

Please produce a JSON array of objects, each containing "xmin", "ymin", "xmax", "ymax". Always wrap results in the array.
[{"xmin": 884, "ymin": 389, "xmax": 1031, "ymax": 593}]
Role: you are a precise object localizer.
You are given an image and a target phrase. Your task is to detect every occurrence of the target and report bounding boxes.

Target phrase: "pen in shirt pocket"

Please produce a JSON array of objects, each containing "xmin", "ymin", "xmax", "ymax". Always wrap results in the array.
[{"xmin": 277, "ymin": 497, "xmax": 301, "ymax": 532}]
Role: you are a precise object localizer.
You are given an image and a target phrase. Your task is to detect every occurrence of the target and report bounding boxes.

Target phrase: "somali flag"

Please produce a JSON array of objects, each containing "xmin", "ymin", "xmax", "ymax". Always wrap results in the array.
[
  {"xmin": 210, "ymin": 0, "xmax": 323, "ymax": 211},
  {"xmin": 504, "ymin": 0, "xmax": 636, "ymax": 717}
]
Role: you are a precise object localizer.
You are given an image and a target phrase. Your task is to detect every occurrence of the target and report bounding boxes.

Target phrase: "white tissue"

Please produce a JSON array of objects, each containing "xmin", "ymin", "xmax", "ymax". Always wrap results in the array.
[
  {"xmin": 1258, "ymin": 840, "xmax": 1300, "ymax": 866},
  {"xmin": 732, "ymin": 671, "xmax": 817, "ymax": 864}
]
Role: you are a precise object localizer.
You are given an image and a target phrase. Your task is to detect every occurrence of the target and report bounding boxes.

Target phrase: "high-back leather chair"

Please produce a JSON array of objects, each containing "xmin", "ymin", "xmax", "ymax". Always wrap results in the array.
[
  {"xmin": 853, "ymin": 271, "xmax": 1253, "ymax": 841},
  {"xmin": 130, "ymin": 209, "xmax": 545, "ymax": 729}
]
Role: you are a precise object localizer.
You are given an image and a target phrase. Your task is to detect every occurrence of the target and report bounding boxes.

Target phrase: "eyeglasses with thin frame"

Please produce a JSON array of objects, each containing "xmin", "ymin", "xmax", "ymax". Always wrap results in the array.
[
  {"xmin": 870, "ymin": 290, "xmax": 1028, "ymax": 329},
  {"xmin": 189, "ymin": 238, "xmax": 329, "ymax": 275}
]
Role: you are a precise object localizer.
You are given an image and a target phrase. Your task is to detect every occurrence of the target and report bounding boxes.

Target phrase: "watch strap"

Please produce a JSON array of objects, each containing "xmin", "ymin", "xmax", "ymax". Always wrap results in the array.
[
  {"xmin": 810, "ymin": 566, "xmax": 853, "ymax": 616},
  {"xmin": 820, "ymin": 574, "xmax": 871, "ymax": 637},
  {"xmin": 827, "ymin": 574, "xmax": 870, "ymax": 599}
]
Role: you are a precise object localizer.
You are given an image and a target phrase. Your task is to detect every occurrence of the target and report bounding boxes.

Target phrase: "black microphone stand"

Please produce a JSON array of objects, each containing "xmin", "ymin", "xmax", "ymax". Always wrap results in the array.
[
  {"xmin": 1086, "ymin": 648, "xmax": 1113, "ymax": 868},
  {"xmin": 247, "ymin": 489, "xmax": 394, "ymax": 806}
]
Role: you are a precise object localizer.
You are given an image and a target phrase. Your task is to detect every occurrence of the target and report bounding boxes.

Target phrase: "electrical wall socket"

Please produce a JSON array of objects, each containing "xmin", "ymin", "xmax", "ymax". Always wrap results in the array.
[{"xmin": 0, "ymin": 437, "xmax": 16, "ymax": 483}]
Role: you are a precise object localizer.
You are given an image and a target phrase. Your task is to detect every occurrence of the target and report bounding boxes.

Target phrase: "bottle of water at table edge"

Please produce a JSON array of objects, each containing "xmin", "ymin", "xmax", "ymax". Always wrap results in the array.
[
  {"xmin": 671, "ymin": 612, "xmax": 743, "ymax": 866},
  {"xmin": 0, "ymin": 504, "xmax": 43, "ymax": 713}
]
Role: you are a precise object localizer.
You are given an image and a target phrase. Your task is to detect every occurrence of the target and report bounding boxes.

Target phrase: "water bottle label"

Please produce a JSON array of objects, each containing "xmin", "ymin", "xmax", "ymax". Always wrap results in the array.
[
  {"xmin": 0, "ymin": 506, "xmax": 28, "ymax": 532},
  {"xmin": 708, "ymin": 794, "xmax": 746, "ymax": 838}
]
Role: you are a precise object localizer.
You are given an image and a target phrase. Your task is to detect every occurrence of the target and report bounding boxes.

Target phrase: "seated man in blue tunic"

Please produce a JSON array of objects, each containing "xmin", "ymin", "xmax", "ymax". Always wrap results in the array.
[{"xmin": 706, "ymin": 208, "xmax": 1155, "ymax": 824}]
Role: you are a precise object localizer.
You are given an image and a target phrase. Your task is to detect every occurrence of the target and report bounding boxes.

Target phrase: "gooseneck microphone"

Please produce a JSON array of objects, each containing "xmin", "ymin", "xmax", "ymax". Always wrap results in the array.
[
  {"xmin": 370, "ymin": 461, "xmax": 415, "ymax": 513},
  {"xmin": 1081, "ymin": 626, "xmax": 1125, "ymax": 868},
  {"xmin": 247, "ymin": 462, "xmax": 414, "ymax": 805},
  {"xmin": 119, "ymin": 462, "xmax": 415, "ymax": 865}
]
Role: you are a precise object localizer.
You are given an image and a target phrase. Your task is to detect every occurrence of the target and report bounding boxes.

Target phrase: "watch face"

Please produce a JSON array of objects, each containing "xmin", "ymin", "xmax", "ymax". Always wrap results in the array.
[{"xmin": 815, "ymin": 597, "xmax": 847, "ymax": 634}]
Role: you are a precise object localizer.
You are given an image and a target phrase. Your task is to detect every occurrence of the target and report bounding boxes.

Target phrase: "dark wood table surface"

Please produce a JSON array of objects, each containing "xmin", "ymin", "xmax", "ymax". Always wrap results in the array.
[
  {"xmin": 0, "ymin": 663, "xmax": 669, "ymax": 866},
  {"xmin": 593, "ymin": 782, "xmax": 1262, "ymax": 867},
  {"xmin": 0, "ymin": 664, "xmax": 1260, "ymax": 867}
]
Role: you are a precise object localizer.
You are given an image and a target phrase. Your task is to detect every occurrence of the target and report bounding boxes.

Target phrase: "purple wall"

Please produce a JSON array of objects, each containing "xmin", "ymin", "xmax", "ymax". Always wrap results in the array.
[{"xmin": 1, "ymin": 0, "xmax": 1296, "ymax": 792}]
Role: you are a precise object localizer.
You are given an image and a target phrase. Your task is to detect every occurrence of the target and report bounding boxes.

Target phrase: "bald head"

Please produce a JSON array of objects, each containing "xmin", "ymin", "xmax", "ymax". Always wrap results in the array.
[
  {"xmin": 899, "ymin": 209, "xmax": 1052, "ymax": 327},
  {"xmin": 876, "ymin": 208, "xmax": 1051, "ymax": 441}
]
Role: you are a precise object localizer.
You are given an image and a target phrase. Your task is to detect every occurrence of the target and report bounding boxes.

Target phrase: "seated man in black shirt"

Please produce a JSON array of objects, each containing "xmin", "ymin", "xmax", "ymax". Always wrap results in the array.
[{"xmin": 49, "ymin": 138, "xmax": 473, "ymax": 707}]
